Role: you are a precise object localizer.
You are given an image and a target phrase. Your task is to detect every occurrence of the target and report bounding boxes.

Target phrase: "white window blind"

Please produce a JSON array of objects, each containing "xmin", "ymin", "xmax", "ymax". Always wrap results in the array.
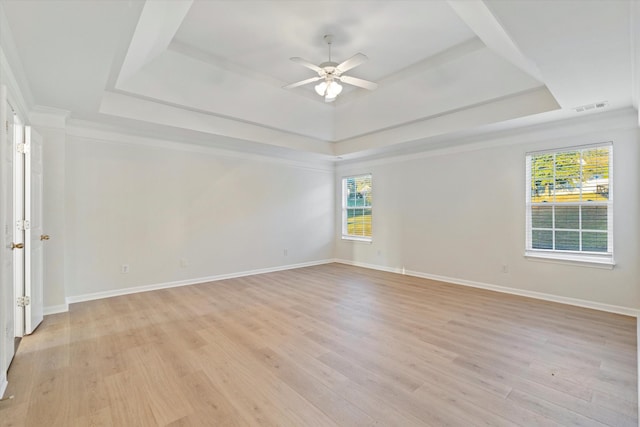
[
  {"xmin": 525, "ymin": 143, "xmax": 613, "ymax": 266},
  {"xmin": 342, "ymin": 174, "xmax": 372, "ymax": 241}
]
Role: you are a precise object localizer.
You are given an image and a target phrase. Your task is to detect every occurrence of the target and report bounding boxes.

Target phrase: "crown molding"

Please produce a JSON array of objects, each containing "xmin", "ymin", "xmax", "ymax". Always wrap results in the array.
[
  {"xmin": 99, "ymin": 91, "xmax": 334, "ymax": 156},
  {"xmin": 333, "ymin": 86, "xmax": 559, "ymax": 158},
  {"xmin": 29, "ymin": 106, "xmax": 70, "ymax": 129},
  {"xmin": 66, "ymin": 119, "xmax": 335, "ymax": 173},
  {"xmin": 0, "ymin": 47, "xmax": 30, "ymax": 120},
  {"xmin": 336, "ymin": 107, "xmax": 638, "ymax": 169}
]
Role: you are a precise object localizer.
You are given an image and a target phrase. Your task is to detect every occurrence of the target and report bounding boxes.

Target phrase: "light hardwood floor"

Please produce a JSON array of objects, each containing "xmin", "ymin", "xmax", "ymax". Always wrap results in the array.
[{"xmin": 0, "ymin": 263, "xmax": 637, "ymax": 426}]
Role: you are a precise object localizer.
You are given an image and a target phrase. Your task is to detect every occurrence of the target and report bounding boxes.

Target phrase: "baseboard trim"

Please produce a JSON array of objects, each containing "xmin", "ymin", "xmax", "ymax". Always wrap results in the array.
[
  {"xmin": 334, "ymin": 258, "xmax": 404, "ymax": 275},
  {"xmin": 53, "ymin": 258, "xmax": 640, "ymax": 318},
  {"xmin": 43, "ymin": 304, "xmax": 69, "ymax": 315},
  {"xmin": 334, "ymin": 259, "xmax": 640, "ymax": 318},
  {"xmin": 65, "ymin": 259, "xmax": 334, "ymax": 306}
]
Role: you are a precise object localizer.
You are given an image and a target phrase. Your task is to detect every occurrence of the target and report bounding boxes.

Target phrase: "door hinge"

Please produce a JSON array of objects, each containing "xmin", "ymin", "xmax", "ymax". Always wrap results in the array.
[
  {"xmin": 16, "ymin": 142, "xmax": 29, "ymax": 154},
  {"xmin": 17, "ymin": 296, "xmax": 30, "ymax": 308},
  {"xmin": 17, "ymin": 220, "xmax": 30, "ymax": 231}
]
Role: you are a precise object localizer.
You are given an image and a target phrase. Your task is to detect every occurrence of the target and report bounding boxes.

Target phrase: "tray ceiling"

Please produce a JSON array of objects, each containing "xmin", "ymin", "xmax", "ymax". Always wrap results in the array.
[{"xmin": 1, "ymin": 0, "xmax": 637, "ymax": 161}]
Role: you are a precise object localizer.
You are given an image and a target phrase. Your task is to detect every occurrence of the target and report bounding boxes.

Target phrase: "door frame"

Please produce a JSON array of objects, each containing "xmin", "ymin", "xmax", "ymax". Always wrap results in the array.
[
  {"xmin": 12, "ymin": 113, "xmax": 24, "ymax": 339},
  {"xmin": 0, "ymin": 85, "xmax": 11, "ymax": 396}
]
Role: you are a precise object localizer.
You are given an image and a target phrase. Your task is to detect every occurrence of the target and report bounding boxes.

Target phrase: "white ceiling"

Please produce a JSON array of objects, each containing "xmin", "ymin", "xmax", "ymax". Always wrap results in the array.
[
  {"xmin": 1, "ymin": 0, "xmax": 638, "ymax": 161},
  {"xmin": 174, "ymin": 1, "xmax": 476, "ymax": 84}
]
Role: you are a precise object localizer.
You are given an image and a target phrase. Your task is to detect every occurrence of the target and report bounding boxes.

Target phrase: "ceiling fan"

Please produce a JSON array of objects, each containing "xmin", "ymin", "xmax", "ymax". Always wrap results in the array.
[{"xmin": 284, "ymin": 34, "xmax": 378, "ymax": 103}]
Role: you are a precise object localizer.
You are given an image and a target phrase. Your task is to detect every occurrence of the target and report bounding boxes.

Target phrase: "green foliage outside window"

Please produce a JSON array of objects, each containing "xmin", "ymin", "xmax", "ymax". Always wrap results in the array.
[{"xmin": 530, "ymin": 147, "xmax": 609, "ymax": 203}]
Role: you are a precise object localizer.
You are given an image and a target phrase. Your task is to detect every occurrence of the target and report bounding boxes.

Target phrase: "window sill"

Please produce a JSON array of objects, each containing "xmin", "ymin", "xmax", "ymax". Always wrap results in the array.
[
  {"xmin": 524, "ymin": 250, "xmax": 615, "ymax": 269},
  {"xmin": 342, "ymin": 235, "xmax": 372, "ymax": 243}
]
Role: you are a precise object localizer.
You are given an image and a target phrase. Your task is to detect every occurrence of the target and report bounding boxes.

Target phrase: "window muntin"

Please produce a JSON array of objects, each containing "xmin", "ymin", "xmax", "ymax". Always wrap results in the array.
[
  {"xmin": 342, "ymin": 174, "xmax": 372, "ymax": 241},
  {"xmin": 526, "ymin": 144, "xmax": 612, "ymax": 263}
]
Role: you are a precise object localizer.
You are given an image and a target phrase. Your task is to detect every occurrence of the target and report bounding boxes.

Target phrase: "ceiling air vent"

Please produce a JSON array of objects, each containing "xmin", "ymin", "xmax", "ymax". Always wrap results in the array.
[{"xmin": 574, "ymin": 101, "xmax": 608, "ymax": 113}]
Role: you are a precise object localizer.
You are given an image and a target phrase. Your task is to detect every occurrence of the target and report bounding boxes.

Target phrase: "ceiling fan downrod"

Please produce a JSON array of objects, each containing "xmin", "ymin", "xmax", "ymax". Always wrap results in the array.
[{"xmin": 324, "ymin": 34, "xmax": 333, "ymax": 62}]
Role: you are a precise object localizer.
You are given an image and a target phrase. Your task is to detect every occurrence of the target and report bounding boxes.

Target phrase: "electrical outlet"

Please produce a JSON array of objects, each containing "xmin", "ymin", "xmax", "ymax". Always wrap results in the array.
[
  {"xmin": 121, "ymin": 264, "xmax": 129, "ymax": 274},
  {"xmin": 180, "ymin": 258, "xmax": 188, "ymax": 268},
  {"xmin": 284, "ymin": 249, "xmax": 288, "ymax": 256},
  {"xmin": 377, "ymin": 250, "xmax": 382, "ymax": 256},
  {"xmin": 501, "ymin": 264, "xmax": 509, "ymax": 273}
]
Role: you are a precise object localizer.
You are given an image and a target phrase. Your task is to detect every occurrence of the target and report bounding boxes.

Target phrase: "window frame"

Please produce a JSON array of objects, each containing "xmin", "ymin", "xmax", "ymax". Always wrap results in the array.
[
  {"xmin": 525, "ymin": 143, "xmax": 614, "ymax": 268},
  {"xmin": 341, "ymin": 173, "xmax": 373, "ymax": 242}
]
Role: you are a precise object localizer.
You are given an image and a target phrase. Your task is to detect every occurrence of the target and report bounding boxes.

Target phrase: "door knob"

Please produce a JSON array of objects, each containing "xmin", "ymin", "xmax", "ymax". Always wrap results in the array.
[
  {"xmin": 40, "ymin": 234, "xmax": 50, "ymax": 241},
  {"xmin": 10, "ymin": 242, "xmax": 24, "ymax": 250}
]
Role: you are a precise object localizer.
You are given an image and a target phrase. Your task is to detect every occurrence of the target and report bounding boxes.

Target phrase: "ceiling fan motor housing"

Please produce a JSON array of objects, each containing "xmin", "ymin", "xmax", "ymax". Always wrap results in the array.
[{"xmin": 319, "ymin": 62, "xmax": 338, "ymax": 75}]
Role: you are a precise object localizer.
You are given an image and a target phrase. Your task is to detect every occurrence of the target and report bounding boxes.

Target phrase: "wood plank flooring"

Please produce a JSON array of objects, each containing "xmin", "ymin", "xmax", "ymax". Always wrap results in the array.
[{"xmin": 0, "ymin": 263, "xmax": 637, "ymax": 426}]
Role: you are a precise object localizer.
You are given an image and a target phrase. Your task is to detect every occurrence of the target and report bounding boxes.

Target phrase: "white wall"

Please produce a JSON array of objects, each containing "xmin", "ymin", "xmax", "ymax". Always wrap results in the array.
[
  {"xmin": 336, "ymin": 109, "xmax": 640, "ymax": 310},
  {"xmin": 62, "ymin": 134, "xmax": 334, "ymax": 300}
]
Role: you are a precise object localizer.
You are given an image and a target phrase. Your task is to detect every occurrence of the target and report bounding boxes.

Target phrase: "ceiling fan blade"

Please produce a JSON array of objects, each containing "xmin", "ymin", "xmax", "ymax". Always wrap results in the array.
[
  {"xmin": 338, "ymin": 75, "xmax": 378, "ymax": 91},
  {"xmin": 335, "ymin": 53, "xmax": 368, "ymax": 73},
  {"xmin": 283, "ymin": 76, "xmax": 323, "ymax": 89},
  {"xmin": 290, "ymin": 57, "xmax": 323, "ymax": 73}
]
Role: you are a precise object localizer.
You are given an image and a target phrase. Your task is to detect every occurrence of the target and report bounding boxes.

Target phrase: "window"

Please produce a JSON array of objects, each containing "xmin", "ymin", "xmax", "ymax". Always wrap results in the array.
[
  {"xmin": 342, "ymin": 174, "xmax": 372, "ymax": 241},
  {"xmin": 526, "ymin": 143, "xmax": 613, "ymax": 266}
]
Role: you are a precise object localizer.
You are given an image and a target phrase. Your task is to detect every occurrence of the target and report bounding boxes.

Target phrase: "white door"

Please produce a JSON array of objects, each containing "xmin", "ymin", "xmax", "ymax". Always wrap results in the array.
[
  {"xmin": 24, "ymin": 126, "xmax": 44, "ymax": 334},
  {"xmin": 12, "ymin": 114, "xmax": 24, "ymax": 339},
  {"xmin": 0, "ymin": 87, "xmax": 15, "ymax": 390}
]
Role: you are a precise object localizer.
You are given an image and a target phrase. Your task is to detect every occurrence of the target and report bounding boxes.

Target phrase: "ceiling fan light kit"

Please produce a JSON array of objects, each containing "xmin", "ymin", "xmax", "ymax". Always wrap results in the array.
[
  {"xmin": 284, "ymin": 34, "xmax": 378, "ymax": 103},
  {"xmin": 315, "ymin": 80, "xmax": 343, "ymax": 101}
]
